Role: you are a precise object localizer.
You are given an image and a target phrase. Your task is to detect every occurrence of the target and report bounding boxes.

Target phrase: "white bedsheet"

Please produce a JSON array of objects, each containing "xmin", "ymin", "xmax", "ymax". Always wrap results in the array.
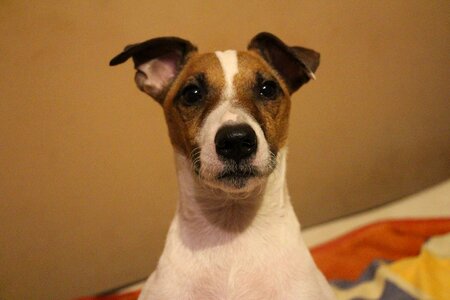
[{"xmin": 303, "ymin": 178, "xmax": 450, "ymax": 247}]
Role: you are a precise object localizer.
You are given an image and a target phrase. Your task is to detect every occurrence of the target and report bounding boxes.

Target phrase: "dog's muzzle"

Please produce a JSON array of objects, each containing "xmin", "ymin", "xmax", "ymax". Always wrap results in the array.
[{"xmin": 212, "ymin": 124, "xmax": 259, "ymax": 188}]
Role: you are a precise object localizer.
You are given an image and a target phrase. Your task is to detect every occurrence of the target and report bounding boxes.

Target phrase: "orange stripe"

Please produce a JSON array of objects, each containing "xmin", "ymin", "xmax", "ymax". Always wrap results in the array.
[{"xmin": 310, "ymin": 218, "xmax": 450, "ymax": 281}]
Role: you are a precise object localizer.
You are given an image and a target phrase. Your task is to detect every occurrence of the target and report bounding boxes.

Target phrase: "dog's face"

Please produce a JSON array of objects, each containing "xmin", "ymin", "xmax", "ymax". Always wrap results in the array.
[
  {"xmin": 110, "ymin": 33, "xmax": 319, "ymax": 192},
  {"xmin": 163, "ymin": 50, "xmax": 292, "ymax": 192}
]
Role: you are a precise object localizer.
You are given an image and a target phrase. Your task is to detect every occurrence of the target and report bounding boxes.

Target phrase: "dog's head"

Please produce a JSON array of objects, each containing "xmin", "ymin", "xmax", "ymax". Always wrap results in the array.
[{"xmin": 110, "ymin": 33, "xmax": 319, "ymax": 193}]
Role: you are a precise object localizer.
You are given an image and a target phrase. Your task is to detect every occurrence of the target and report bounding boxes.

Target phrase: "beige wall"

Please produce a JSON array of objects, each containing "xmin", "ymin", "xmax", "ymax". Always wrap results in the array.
[{"xmin": 0, "ymin": 1, "xmax": 449, "ymax": 299}]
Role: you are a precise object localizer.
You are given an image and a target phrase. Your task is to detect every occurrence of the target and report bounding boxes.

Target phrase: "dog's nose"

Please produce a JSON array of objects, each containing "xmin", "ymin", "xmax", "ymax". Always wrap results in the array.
[{"xmin": 215, "ymin": 124, "xmax": 257, "ymax": 162}]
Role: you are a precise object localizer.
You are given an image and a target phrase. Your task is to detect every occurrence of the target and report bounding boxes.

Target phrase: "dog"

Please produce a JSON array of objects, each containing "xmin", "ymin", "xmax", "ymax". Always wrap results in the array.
[{"xmin": 110, "ymin": 32, "xmax": 335, "ymax": 300}]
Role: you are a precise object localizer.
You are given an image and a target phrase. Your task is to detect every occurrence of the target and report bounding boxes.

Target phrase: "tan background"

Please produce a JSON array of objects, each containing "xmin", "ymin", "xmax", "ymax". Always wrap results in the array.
[{"xmin": 1, "ymin": 1, "xmax": 449, "ymax": 299}]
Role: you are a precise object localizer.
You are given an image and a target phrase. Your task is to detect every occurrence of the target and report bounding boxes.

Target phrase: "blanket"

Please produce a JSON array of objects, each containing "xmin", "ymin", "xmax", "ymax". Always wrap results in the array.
[{"xmin": 311, "ymin": 218, "xmax": 450, "ymax": 300}]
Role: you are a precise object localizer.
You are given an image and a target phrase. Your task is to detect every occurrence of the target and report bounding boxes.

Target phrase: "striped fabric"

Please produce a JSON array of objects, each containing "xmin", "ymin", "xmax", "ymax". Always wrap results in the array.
[{"xmin": 331, "ymin": 233, "xmax": 450, "ymax": 299}]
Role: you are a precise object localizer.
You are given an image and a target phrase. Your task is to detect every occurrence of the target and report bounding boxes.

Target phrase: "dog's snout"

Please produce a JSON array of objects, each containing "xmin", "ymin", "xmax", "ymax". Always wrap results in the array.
[{"xmin": 215, "ymin": 124, "xmax": 257, "ymax": 162}]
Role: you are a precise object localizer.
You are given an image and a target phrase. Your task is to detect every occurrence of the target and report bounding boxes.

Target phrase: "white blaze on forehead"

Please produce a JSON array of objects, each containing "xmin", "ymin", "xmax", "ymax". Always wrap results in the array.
[{"xmin": 215, "ymin": 50, "xmax": 238, "ymax": 100}]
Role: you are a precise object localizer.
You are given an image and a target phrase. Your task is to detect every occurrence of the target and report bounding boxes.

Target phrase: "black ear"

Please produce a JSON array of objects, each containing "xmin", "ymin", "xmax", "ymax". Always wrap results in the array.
[
  {"xmin": 248, "ymin": 32, "xmax": 320, "ymax": 94},
  {"xmin": 110, "ymin": 37, "xmax": 197, "ymax": 103}
]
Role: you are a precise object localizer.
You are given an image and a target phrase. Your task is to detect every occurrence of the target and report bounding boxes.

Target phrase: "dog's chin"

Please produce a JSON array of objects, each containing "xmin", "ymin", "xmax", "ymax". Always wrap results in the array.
[
  {"xmin": 196, "ymin": 162, "xmax": 275, "ymax": 194},
  {"xmin": 192, "ymin": 150, "xmax": 277, "ymax": 194},
  {"xmin": 201, "ymin": 173, "xmax": 263, "ymax": 194}
]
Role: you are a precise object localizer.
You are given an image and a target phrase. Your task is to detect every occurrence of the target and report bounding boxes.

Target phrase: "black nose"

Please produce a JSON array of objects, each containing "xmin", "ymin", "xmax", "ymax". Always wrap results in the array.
[{"xmin": 215, "ymin": 124, "xmax": 257, "ymax": 162}]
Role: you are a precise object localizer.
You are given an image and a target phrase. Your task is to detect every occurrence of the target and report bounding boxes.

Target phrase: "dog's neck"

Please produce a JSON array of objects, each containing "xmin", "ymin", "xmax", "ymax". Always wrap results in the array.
[{"xmin": 173, "ymin": 148, "xmax": 293, "ymax": 249}]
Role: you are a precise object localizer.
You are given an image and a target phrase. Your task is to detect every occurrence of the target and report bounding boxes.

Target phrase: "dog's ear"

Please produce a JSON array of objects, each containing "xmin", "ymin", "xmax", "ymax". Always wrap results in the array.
[
  {"xmin": 110, "ymin": 37, "xmax": 197, "ymax": 103},
  {"xmin": 248, "ymin": 32, "xmax": 320, "ymax": 94}
]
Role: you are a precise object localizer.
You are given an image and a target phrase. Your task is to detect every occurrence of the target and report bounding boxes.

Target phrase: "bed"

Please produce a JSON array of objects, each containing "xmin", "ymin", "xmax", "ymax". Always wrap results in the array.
[{"xmin": 78, "ymin": 179, "xmax": 450, "ymax": 300}]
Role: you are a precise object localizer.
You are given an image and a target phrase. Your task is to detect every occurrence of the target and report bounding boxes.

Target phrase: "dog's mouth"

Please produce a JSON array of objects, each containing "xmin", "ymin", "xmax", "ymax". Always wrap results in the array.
[
  {"xmin": 194, "ymin": 158, "xmax": 260, "ymax": 186},
  {"xmin": 216, "ymin": 166, "xmax": 259, "ymax": 188},
  {"xmin": 192, "ymin": 153, "xmax": 276, "ymax": 192},
  {"xmin": 190, "ymin": 143, "xmax": 277, "ymax": 191},
  {"xmin": 217, "ymin": 169, "xmax": 258, "ymax": 180}
]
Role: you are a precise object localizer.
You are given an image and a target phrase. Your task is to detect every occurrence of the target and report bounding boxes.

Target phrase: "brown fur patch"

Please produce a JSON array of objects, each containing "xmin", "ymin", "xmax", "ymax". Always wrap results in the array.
[
  {"xmin": 163, "ymin": 53, "xmax": 225, "ymax": 157},
  {"xmin": 234, "ymin": 51, "xmax": 291, "ymax": 153}
]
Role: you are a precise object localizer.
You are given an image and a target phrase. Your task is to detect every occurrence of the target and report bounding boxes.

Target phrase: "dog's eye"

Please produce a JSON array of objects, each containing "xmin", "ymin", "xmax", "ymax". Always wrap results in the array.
[
  {"xmin": 259, "ymin": 80, "xmax": 279, "ymax": 100},
  {"xmin": 181, "ymin": 84, "xmax": 203, "ymax": 105}
]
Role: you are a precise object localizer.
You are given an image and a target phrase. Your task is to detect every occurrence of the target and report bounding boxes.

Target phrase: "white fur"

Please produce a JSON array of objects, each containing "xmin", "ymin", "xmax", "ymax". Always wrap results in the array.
[{"xmin": 215, "ymin": 50, "xmax": 238, "ymax": 100}]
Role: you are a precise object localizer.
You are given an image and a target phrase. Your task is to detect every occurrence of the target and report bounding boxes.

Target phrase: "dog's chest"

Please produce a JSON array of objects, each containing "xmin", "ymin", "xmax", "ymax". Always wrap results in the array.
[
  {"xmin": 154, "ymin": 249, "xmax": 301, "ymax": 299},
  {"xmin": 141, "ymin": 217, "xmax": 319, "ymax": 300},
  {"xmin": 188, "ymin": 268, "xmax": 287, "ymax": 300}
]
